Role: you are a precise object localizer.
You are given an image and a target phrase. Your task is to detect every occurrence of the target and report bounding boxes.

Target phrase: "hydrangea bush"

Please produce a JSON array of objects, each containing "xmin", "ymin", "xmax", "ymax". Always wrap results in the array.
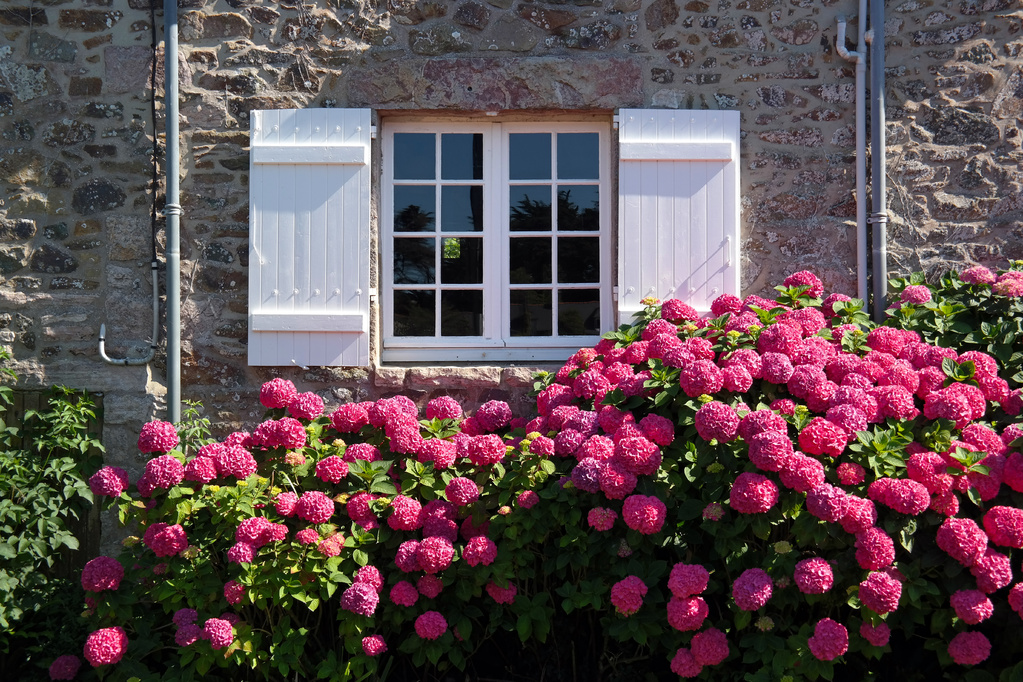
[{"xmin": 52, "ymin": 266, "xmax": 1023, "ymax": 681}]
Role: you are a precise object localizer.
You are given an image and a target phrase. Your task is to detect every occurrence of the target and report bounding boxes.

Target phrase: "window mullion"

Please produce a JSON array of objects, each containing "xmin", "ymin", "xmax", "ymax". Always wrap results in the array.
[{"xmin": 488, "ymin": 124, "xmax": 506, "ymax": 345}]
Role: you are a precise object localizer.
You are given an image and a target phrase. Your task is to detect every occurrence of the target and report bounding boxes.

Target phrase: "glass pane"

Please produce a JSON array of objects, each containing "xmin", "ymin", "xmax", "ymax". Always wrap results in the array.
[
  {"xmin": 394, "ymin": 290, "xmax": 435, "ymax": 336},
  {"xmin": 509, "ymin": 185, "xmax": 551, "ymax": 232},
  {"xmin": 393, "ymin": 133, "xmax": 435, "ymax": 180},
  {"xmin": 509, "ymin": 238, "xmax": 551, "ymax": 284},
  {"xmin": 557, "ymin": 133, "xmax": 599, "ymax": 180},
  {"xmin": 393, "ymin": 238, "xmax": 435, "ymax": 284},
  {"xmin": 557, "ymin": 237, "xmax": 599, "ymax": 283},
  {"xmin": 557, "ymin": 186, "xmax": 599, "ymax": 232},
  {"xmin": 509, "ymin": 133, "xmax": 551, "ymax": 180},
  {"xmin": 394, "ymin": 186, "xmax": 436, "ymax": 232},
  {"xmin": 441, "ymin": 186, "xmax": 483, "ymax": 232},
  {"xmin": 441, "ymin": 133, "xmax": 483, "ymax": 180},
  {"xmin": 441, "ymin": 237, "xmax": 483, "ymax": 284},
  {"xmin": 559, "ymin": 289, "xmax": 600, "ymax": 336},
  {"xmin": 441, "ymin": 290, "xmax": 483, "ymax": 336},
  {"xmin": 510, "ymin": 290, "xmax": 552, "ymax": 337}
]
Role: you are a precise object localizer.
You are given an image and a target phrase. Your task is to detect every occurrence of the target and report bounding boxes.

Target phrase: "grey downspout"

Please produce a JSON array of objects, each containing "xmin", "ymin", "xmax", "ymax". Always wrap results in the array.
[
  {"xmin": 836, "ymin": 1, "xmax": 868, "ymax": 306},
  {"xmin": 164, "ymin": 0, "xmax": 182, "ymax": 423},
  {"xmin": 868, "ymin": 0, "xmax": 888, "ymax": 321}
]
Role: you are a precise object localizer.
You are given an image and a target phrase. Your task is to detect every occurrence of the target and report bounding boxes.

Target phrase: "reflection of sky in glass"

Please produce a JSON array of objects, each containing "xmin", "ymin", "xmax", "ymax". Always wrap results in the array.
[
  {"xmin": 509, "ymin": 133, "xmax": 551, "ymax": 180},
  {"xmin": 442, "ymin": 133, "xmax": 483, "ymax": 180},
  {"xmin": 393, "ymin": 133, "xmax": 435, "ymax": 180},
  {"xmin": 509, "ymin": 185, "xmax": 551, "ymax": 232},
  {"xmin": 557, "ymin": 186, "xmax": 599, "ymax": 232},
  {"xmin": 441, "ymin": 186, "xmax": 483, "ymax": 232},
  {"xmin": 557, "ymin": 133, "xmax": 599, "ymax": 180},
  {"xmin": 394, "ymin": 186, "xmax": 435, "ymax": 232}
]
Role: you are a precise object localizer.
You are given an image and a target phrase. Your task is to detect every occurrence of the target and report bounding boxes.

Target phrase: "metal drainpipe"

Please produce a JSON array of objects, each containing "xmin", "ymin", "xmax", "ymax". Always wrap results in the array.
[
  {"xmin": 164, "ymin": 0, "xmax": 182, "ymax": 423},
  {"xmin": 868, "ymin": 0, "xmax": 888, "ymax": 322},
  {"xmin": 836, "ymin": 0, "xmax": 868, "ymax": 306}
]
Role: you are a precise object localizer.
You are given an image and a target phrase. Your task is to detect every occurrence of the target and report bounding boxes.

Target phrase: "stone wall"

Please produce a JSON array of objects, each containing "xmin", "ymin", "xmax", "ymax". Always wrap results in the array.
[{"xmin": 1, "ymin": 0, "xmax": 1021, "ymax": 484}]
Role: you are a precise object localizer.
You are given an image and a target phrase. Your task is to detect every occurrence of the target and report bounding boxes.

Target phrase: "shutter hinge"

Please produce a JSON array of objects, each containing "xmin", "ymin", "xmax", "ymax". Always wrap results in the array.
[{"xmin": 370, "ymin": 125, "xmax": 377, "ymax": 140}]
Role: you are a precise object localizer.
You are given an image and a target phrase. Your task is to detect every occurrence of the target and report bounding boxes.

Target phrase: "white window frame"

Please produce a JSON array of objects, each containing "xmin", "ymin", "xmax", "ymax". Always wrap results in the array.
[{"xmin": 380, "ymin": 119, "xmax": 613, "ymax": 364}]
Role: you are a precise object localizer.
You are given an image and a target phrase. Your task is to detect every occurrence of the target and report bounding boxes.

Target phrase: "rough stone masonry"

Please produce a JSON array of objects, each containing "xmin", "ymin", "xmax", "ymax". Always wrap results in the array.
[{"xmin": 0, "ymin": 0, "xmax": 1021, "ymax": 492}]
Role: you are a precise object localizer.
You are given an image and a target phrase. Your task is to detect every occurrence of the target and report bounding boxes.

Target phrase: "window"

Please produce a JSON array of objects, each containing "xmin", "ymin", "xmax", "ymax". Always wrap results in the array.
[{"xmin": 381, "ymin": 120, "xmax": 612, "ymax": 363}]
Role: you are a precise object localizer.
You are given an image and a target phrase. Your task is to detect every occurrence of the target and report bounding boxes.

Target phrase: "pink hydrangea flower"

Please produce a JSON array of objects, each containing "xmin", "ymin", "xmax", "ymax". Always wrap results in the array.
[
  {"xmin": 778, "ymin": 454, "xmax": 825, "ymax": 493},
  {"xmin": 88, "ymin": 466, "xmax": 129, "ymax": 497},
  {"xmin": 729, "ymin": 472, "xmax": 778, "ymax": 514},
  {"xmin": 948, "ymin": 631, "xmax": 991, "ymax": 666},
  {"xmin": 855, "ymin": 528, "xmax": 896, "ymax": 571},
  {"xmin": 462, "ymin": 536, "xmax": 497, "ymax": 567},
  {"xmin": 202, "ymin": 618, "xmax": 233, "ymax": 650},
  {"xmin": 174, "ymin": 624, "xmax": 201, "ymax": 647},
  {"xmin": 732, "ymin": 568, "xmax": 773, "ymax": 611},
  {"xmin": 936, "ymin": 516, "xmax": 988, "ymax": 566},
  {"xmin": 314, "ymin": 455, "xmax": 349, "ymax": 484},
  {"xmin": 668, "ymin": 563, "xmax": 710, "ymax": 598},
  {"xmin": 295, "ymin": 491, "xmax": 335, "ymax": 525},
  {"xmin": 355, "ymin": 565, "xmax": 384, "ymax": 592},
  {"xmin": 317, "ymin": 534, "xmax": 345, "ymax": 557},
  {"xmin": 836, "ymin": 462, "xmax": 866, "ymax": 486},
  {"xmin": 475, "ymin": 400, "xmax": 512, "ymax": 432},
  {"xmin": 680, "ymin": 360, "xmax": 724, "ymax": 397},
  {"xmin": 467, "ymin": 434, "xmax": 507, "ymax": 466},
  {"xmin": 662, "ymin": 298, "xmax": 700, "ymax": 322},
  {"xmin": 137, "ymin": 420, "xmax": 179, "ymax": 453},
  {"xmin": 330, "ymin": 402, "xmax": 370, "ymax": 433},
  {"xmin": 145, "ymin": 454, "xmax": 185, "ymax": 489},
  {"xmin": 587, "ymin": 507, "xmax": 617, "ymax": 531},
  {"xmin": 806, "ymin": 484, "xmax": 848, "ymax": 523},
  {"xmin": 950, "ymin": 589, "xmax": 993, "ymax": 624},
  {"xmin": 783, "ymin": 270, "xmax": 824, "ymax": 297},
  {"xmin": 613, "ymin": 436, "xmax": 662, "ymax": 476},
  {"xmin": 982, "ymin": 506, "xmax": 1023, "ymax": 548},
  {"xmin": 274, "ymin": 491, "xmax": 298, "ymax": 517},
  {"xmin": 670, "ymin": 647, "xmax": 702, "ymax": 678},
  {"xmin": 417, "ymin": 536, "xmax": 454, "ymax": 574},
  {"xmin": 611, "ymin": 576, "xmax": 648, "ymax": 616},
  {"xmin": 48, "ymin": 654, "xmax": 81, "ymax": 680},
  {"xmin": 798, "ymin": 418, "xmax": 847, "ymax": 458},
  {"xmin": 702, "ymin": 503, "xmax": 725, "ymax": 521},
  {"xmin": 994, "ymin": 273, "xmax": 1023, "ymax": 297},
  {"xmin": 417, "ymin": 574, "xmax": 443, "ymax": 598},
  {"xmin": 389, "ymin": 580, "xmax": 419, "ymax": 607},
  {"xmin": 486, "ymin": 580, "xmax": 517, "ymax": 605},
  {"xmin": 622, "ymin": 494, "xmax": 667, "ymax": 535},
  {"xmin": 362, "ymin": 635, "xmax": 387, "ymax": 656},
  {"xmin": 598, "ymin": 462, "xmax": 638, "ymax": 500},
  {"xmin": 227, "ymin": 541, "xmax": 256, "ymax": 565},
  {"xmin": 183, "ymin": 456, "xmax": 217, "ymax": 484},
  {"xmin": 839, "ymin": 495, "xmax": 877, "ymax": 534},
  {"xmin": 83, "ymin": 626, "xmax": 128, "ymax": 667},
  {"xmin": 516, "ymin": 490, "xmax": 539, "ymax": 509},
  {"xmin": 859, "ymin": 621, "xmax": 890, "ymax": 647},
  {"xmin": 691, "ymin": 627, "xmax": 729, "ymax": 665},
  {"xmin": 341, "ymin": 582, "xmax": 380, "ymax": 616},
  {"xmin": 143, "ymin": 522, "xmax": 188, "ymax": 557},
  {"xmin": 899, "ymin": 284, "xmax": 931, "ymax": 304},
  {"xmin": 445, "ymin": 477, "xmax": 480, "ymax": 506},
  {"xmin": 746, "ymin": 430, "xmax": 794, "ymax": 472},
  {"xmin": 260, "ymin": 378, "xmax": 298, "ymax": 409},
  {"xmin": 694, "ymin": 401, "xmax": 740, "ymax": 443},
  {"xmin": 81, "ymin": 556, "xmax": 123, "ymax": 593},
  {"xmin": 808, "ymin": 618, "xmax": 848, "ymax": 661},
  {"xmin": 425, "ymin": 396, "xmax": 462, "ymax": 421},
  {"xmin": 667, "ymin": 596, "xmax": 709, "ymax": 631},
  {"xmin": 224, "ymin": 580, "xmax": 245, "ymax": 605},
  {"xmin": 859, "ymin": 571, "xmax": 901, "ymax": 614},
  {"xmin": 414, "ymin": 611, "xmax": 447, "ymax": 640},
  {"xmin": 173, "ymin": 608, "xmax": 198, "ymax": 626},
  {"xmin": 1009, "ymin": 584, "xmax": 1023, "ymax": 614},
  {"xmin": 295, "ymin": 528, "xmax": 320, "ymax": 545},
  {"xmin": 794, "ymin": 557, "xmax": 833, "ymax": 594},
  {"xmin": 959, "ymin": 265, "xmax": 996, "ymax": 285},
  {"xmin": 970, "ymin": 548, "xmax": 1013, "ymax": 594},
  {"xmin": 387, "ymin": 495, "xmax": 423, "ymax": 531}
]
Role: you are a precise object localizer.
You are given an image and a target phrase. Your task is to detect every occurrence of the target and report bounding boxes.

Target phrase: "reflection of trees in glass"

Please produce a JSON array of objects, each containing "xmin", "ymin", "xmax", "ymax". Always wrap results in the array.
[
  {"xmin": 393, "ymin": 237, "xmax": 434, "ymax": 285},
  {"xmin": 395, "ymin": 204, "xmax": 434, "ymax": 232},
  {"xmin": 509, "ymin": 190, "xmax": 598, "ymax": 232}
]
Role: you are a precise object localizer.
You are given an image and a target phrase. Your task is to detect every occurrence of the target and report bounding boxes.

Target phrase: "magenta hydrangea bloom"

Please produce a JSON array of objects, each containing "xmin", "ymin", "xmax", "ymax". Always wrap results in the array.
[
  {"xmin": 83, "ymin": 626, "xmax": 128, "ymax": 667},
  {"xmin": 610, "ymin": 575, "xmax": 648, "ymax": 616},
  {"xmin": 173, "ymin": 608, "xmax": 198, "ymax": 626},
  {"xmin": 959, "ymin": 265, "xmax": 996, "ymax": 285},
  {"xmin": 622, "ymin": 494, "xmax": 667, "ymax": 535},
  {"xmin": 854, "ymin": 528, "xmax": 896, "ymax": 571},
  {"xmin": 355, "ymin": 565, "xmax": 384, "ymax": 592},
  {"xmin": 859, "ymin": 621, "xmax": 890, "ymax": 647},
  {"xmin": 794, "ymin": 557, "xmax": 833, "ymax": 594},
  {"xmin": 613, "ymin": 436, "xmax": 662, "ymax": 476},
  {"xmin": 668, "ymin": 563, "xmax": 710, "ymax": 598},
  {"xmin": 417, "ymin": 574, "xmax": 443, "ymax": 599},
  {"xmin": 837, "ymin": 462, "xmax": 866, "ymax": 486},
  {"xmin": 950, "ymin": 589, "xmax": 994, "ymax": 624},
  {"xmin": 746, "ymin": 430, "xmax": 794, "ymax": 472},
  {"xmin": 798, "ymin": 417, "xmax": 847, "ymax": 458},
  {"xmin": 445, "ymin": 477, "xmax": 480, "ymax": 506},
  {"xmin": 288, "ymin": 391, "xmax": 324, "ymax": 420},
  {"xmin": 143, "ymin": 522, "xmax": 188, "ymax": 557},
  {"xmin": 694, "ymin": 401, "xmax": 740, "ymax": 443},
  {"xmin": 587, "ymin": 507, "xmax": 617, "ymax": 531},
  {"xmin": 783, "ymin": 270, "xmax": 824, "ymax": 297},
  {"xmin": 88, "ymin": 466, "xmax": 129, "ymax": 497},
  {"xmin": 144, "ymin": 455, "xmax": 185, "ymax": 490},
  {"xmin": 729, "ymin": 472, "xmax": 778, "ymax": 514},
  {"xmin": 389, "ymin": 580, "xmax": 419, "ymax": 607},
  {"xmin": 174, "ymin": 624, "xmax": 202, "ymax": 647},
  {"xmin": 81, "ymin": 556, "xmax": 123, "ymax": 593},
  {"xmin": 486, "ymin": 580, "xmax": 518, "ymax": 605},
  {"xmin": 202, "ymin": 618, "xmax": 234, "ymax": 650},
  {"xmin": 341, "ymin": 582, "xmax": 380, "ymax": 617},
  {"xmin": 970, "ymin": 548, "xmax": 1013, "ymax": 594},
  {"xmin": 670, "ymin": 647, "xmax": 702, "ymax": 678},
  {"xmin": 417, "ymin": 536, "xmax": 454, "ymax": 574},
  {"xmin": 315, "ymin": 455, "xmax": 349, "ymax": 484},
  {"xmin": 330, "ymin": 402, "xmax": 370, "ymax": 433},
  {"xmin": 475, "ymin": 400, "xmax": 512, "ymax": 432},
  {"xmin": 732, "ymin": 568, "xmax": 773, "ymax": 611},
  {"xmin": 691, "ymin": 627, "xmax": 729, "ymax": 665},
  {"xmin": 516, "ymin": 490, "xmax": 540, "ymax": 509},
  {"xmin": 48, "ymin": 654, "xmax": 81, "ymax": 680},
  {"xmin": 859, "ymin": 571, "xmax": 901, "ymax": 614},
  {"xmin": 388, "ymin": 495, "xmax": 423, "ymax": 531},
  {"xmin": 948, "ymin": 631, "xmax": 991, "ymax": 666},
  {"xmin": 936, "ymin": 516, "xmax": 988, "ymax": 566},
  {"xmin": 137, "ymin": 420, "xmax": 179, "ymax": 453},
  {"xmin": 259, "ymin": 378, "xmax": 297, "ymax": 409},
  {"xmin": 808, "ymin": 618, "xmax": 848, "ymax": 661},
  {"xmin": 462, "ymin": 535, "xmax": 498, "ymax": 567},
  {"xmin": 295, "ymin": 491, "xmax": 335, "ymax": 524},
  {"xmin": 317, "ymin": 534, "xmax": 344, "ymax": 557},
  {"xmin": 414, "ymin": 611, "xmax": 447, "ymax": 640},
  {"xmin": 184, "ymin": 456, "xmax": 217, "ymax": 484},
  {"xmin": 362, "ymin": 635, "xmax": 387, "ymax": 656},
  {"xmin": 667, "ymin": 596, "xmax": 709, "ymax": 631},
  {"xmin": 425, "ymin": 396, "xmax": 462, "ymax": 421},
  {"xmin": 224, "ymin": 580, "xmax": 245, "ymax": 605},
  {"xmin": 982, "ymin": 506, "xmax": 1023, "ymax": 548}
]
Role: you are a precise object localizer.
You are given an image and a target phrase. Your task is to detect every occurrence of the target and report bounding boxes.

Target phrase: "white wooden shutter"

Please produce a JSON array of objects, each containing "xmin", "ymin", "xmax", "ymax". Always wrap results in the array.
[
  {"xmin": 617, "ymin": 109, "xmax": 740, "ymax": 322},
  {"xmin": 248, "ymin": 108, "xmax": 372, "ymax": 367}
]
